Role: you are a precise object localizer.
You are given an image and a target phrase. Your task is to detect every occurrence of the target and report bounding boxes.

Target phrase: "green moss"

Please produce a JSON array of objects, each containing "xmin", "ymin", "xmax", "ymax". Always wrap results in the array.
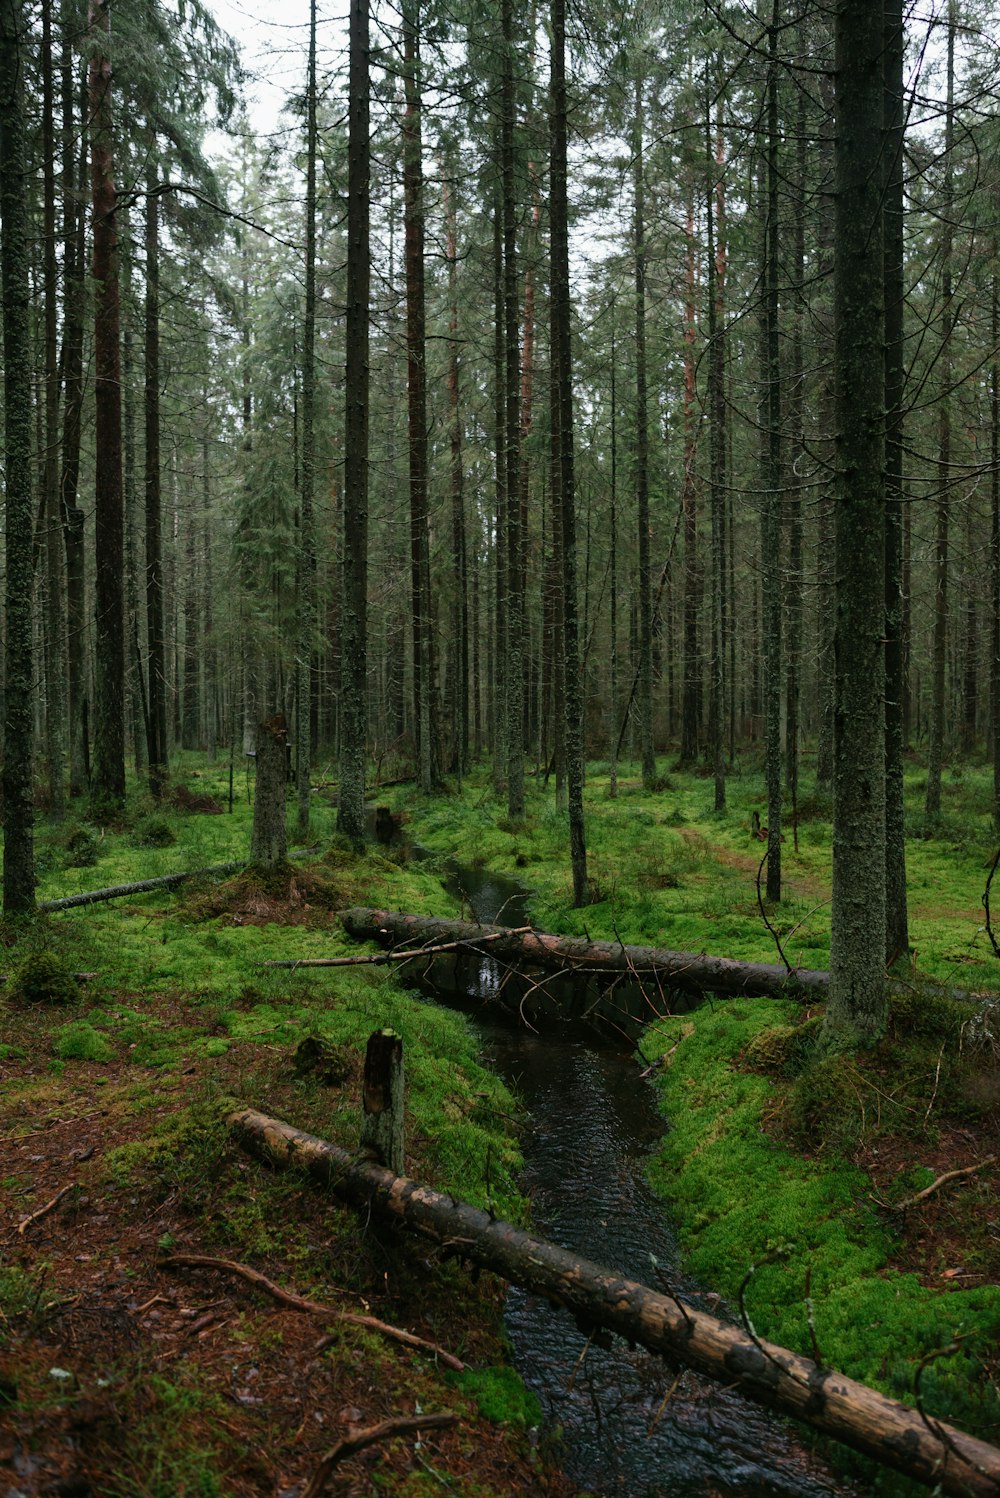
[
  {"xmin": 784, "ymin": 1053, "xmax": 862, "ymax": 1152},
  {"xmin": 742, "ymin": 1016, "xmax": 821, "ymax": 1078},
  {"xmin": 452, "ymin": 1365, "xmax": 542, "ymax": 1427},
  {"xmin": 52, "ymin": 1021, "xmax": 115, "ymax": 1063}
]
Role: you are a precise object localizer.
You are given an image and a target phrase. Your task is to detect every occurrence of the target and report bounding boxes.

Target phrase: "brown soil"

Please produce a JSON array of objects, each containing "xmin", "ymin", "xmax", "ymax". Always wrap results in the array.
[{"xmin": 0, "ymin": 993, "xmax": 575, "ymax": 1498}]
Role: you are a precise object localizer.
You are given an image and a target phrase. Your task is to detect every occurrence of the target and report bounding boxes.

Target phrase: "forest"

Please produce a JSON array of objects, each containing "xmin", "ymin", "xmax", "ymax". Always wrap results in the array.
[{"xmin": 1, "ymin": 0, "xmax": 1000, "ymax": 1494}]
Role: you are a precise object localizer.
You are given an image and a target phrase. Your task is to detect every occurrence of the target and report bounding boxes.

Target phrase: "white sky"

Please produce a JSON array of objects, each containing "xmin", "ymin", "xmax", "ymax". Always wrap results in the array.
[{"xmin": 207, "ymin": 0, "xmax": 347, "ymax": 148}]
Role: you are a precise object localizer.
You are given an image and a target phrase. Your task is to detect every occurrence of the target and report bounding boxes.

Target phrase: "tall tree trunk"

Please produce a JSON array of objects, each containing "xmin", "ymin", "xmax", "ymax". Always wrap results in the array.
[
  {"xmin": 925, "ymin": 1, "xmax": 955, "ymax": 821},
  {"xmin": 144, "ymin": 166, "xmax": 168, "ymax": 798},
  {"xmin": 992, "ymin": 255, "xmax": 1000, "ymax": 833},
  {"xmin": 491, "ymin": 189, "xmax": 507, "ymax": 795},
  {"xmin": 0, "ymin": 0, "xmax": 36, "ymax": 913},
  {"xmin": 706, "ymin": 59, "xmax": 726, "ymax": 814},
  {"xmin": 502, "ymin": 0, "xmax": 524, "ymax": 819},
  {"xmin": 89, "ymin": 0, "xmax": 126, "ymax": 811},
  {"xmin": 296, "ymin": 0, "xmax": 317, "ymax": 832},
  {"xmin": 60, "ymin": 15, "xmax": 88, "ymax": 797},
  {"xmin": 41, "ymin": 0, "xmax": 65, "ymax": 817},
  {"xmin": 680, "ymin": 171, "xmax": 700, "ymax": 765},
  {"xmin": 608, "ymin": 316, "xmax": 619, "ymax": 798},
  {"xmin": 825, "ymin": 0, "xmax": 887, "ymax": 1047},
  {"xmin": 633, "ymin": 73, "xmax": 655, "ymax": 788},
  {"xmin": 445, "ymin": 186, "xmax": 468, "ymax": 779},
  {"xmin": 403, "ymin": 1, "xmax": 435, "ymax": 795},
  {"xmin": 883, "ymin": 0, "xmax": 908, "ymax": 964},
  {"xmin": 550, "ymin": 0, "xmax": 587, "ymax": 905},
  {"xmin": 337, "ymin": 0, "xmax": 370, "ymax": 848},
  {"xmin": 762, "ymin": 4, "xmax": 782, "ymax": 902}
]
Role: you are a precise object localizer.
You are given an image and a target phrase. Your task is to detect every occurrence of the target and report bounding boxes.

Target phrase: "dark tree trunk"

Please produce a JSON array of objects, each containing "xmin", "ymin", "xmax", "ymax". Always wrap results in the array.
[
  {"xmin": 502, "ymin": 0, "xmax": 524, "ymax": 820},
  {"xmin": 403, "ymin": 0, "xmax": 436, "ymax": 795},
  {"xmin": 992, "ymin": 255, "xmax": 1000, "ymax": 832},
  {"xmin": 706, "ymin": 59, "xmax": 726, "ymax": 814},
  {"xmin": 762, "ymin": 4, "xmax": 782, "ymax": 902},
  {"xmin": 89, "ymin": 0, "xmax": 126, "ymax": 812},
  {"xmin": 144, "ymin": 166, "xmax": 168, "ymax": 799},
  {"xmin": 550, "ymin": 0, "xmax": 587, "ymax": 905},
  {"xmin": 337, "ymin": 0, "xmax": 370, "ymax": 849},
  {"xmin": 41, "ymin": 0, "xmax": 66, "ymax": 818},
  {"xmin": 634, "ymin": 74, "xmax": 654, "ymax": 788},
  {"xmin": 0, "ymin": 0, "xmax": 36, "ymax": 914},
  {"xmin": 883, "ymin": 0, "xmax": 908, "ymax": 964},
  {"xmin": 445, "ymin": 186, "xmax": 468, "ymax": 778},
  {"xmin": 296, "ymin": 0, "xmax": 317, "ymax": 833},
  {"xmin": 925, "ymin": 2, "xmax": 955, "ymax": 821},
  {"xmin": 61, "ymin": 13, "xmax": 88, "ymax": 798},
  {"xmin": 825, "ymin": 0, "xmax": 887, "ymax": 1046},
  {"xmin": 250, "ymin": 715, "xmax": 289, "ymax": 867},
  {"xmin": 491, "ymin": 189, "xmax": 507, "ymax": 795}
]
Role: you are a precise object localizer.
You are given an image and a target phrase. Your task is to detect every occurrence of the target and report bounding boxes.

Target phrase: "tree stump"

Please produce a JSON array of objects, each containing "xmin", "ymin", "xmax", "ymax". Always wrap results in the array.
[
  {"xmin": 360, "ymin": 1029, "xmax": 404, "ymax": 1174},
  {"xmin": 250, "ymin": 715, "xmax": 288, "ymax": 868}
]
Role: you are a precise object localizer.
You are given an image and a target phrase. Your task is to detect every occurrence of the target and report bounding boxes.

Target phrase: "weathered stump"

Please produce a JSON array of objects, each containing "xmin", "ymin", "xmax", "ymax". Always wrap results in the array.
[{"xmin": 359, "ymin": 1028, "xmax": 404, "ymax": 1175}]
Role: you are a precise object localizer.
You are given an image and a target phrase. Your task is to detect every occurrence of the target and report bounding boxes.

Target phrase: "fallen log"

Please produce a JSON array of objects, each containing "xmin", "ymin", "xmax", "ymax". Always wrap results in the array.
[
  {"xmin": 340, "ymin": 907, "xmax": 832, "ymax": 1002},
  {"xmin": 40, "ymin": 850, "xmax": 315, "ymax": 913},
  {"xmin": 230, "ymin": 1106, "xmax": 1000, "ymax": 1497},
  {"xmin": 339, "ymin": 908, "xmax": 976, "ymax": 1007}
]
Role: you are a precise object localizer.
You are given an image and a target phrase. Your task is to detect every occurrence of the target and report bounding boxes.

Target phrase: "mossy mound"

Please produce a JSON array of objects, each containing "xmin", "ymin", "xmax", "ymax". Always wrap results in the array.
[
  {"xmin": 132, "ymin": 815, "xmax": 177, "ymax": 849},
  {"xmin": 784, "ymin": 1052, "xmax": 861, "ymax": 1152},
  {"xmin": 9, "ymin": 951, "xmax": 79, "ymax": 1007},
  {"xmin": 742, "ymin": 1016, "xmax": 821, "ymax": 1078},
  {"xmin": 62, "ymin": 824, "xmax": 100, "ymax": 869}
]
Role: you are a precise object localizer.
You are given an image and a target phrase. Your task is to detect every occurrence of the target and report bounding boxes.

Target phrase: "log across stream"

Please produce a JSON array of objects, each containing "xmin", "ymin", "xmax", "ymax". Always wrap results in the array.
[{"xmin": 425, "ymin": 862, "xmax": 853, "ymax": 1496}]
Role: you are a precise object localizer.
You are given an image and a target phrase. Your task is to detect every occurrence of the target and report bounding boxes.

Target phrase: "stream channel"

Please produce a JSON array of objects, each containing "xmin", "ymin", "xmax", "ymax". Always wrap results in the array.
[{"xmin": 423, "ymin": 856, "xmax": 852, "ymax": 1498}]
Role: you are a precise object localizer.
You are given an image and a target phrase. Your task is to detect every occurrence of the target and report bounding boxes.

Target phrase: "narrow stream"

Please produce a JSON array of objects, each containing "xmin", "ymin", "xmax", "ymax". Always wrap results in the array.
[{"xmin": 439, "ymin": 859, "xmax": 851, "ymax": 1498}]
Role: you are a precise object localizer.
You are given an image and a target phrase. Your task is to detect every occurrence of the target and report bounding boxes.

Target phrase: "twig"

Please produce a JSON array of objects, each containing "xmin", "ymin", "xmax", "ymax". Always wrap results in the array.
[
  {"xmin": 301, "ymin": 1414, "xmax": 458, "ymax": 1498},
  {"xmin": 17, "ymin": 1184, "xmax": 75, "ymax": 1235},
  {"xmin": 264, "ymin": 927, "xmax": 533, "ymax": 971},
  {"xmin": 893, "ymin": 1156, "xmax": 996, "ymax": 1213},
  {"xmin": 646, "ymin": 1369, "xmax": 683, "ymax": 1438},
  {"xmin": 755, "ymin": 851, "xmax": 792, "ymax": 974},
  {"xmin": 923, "ymin": 1043, "xmax": 946, "ymax": 1127},
  {"xmin": 914, "ymin": 1339, "xmax": 994, "ymax": 1484},
  {"xmin": 982, "ymin": 846, "xmax": 1000, "ymax": 959},
  {"xmin": 160, "ymin": 1253, "xmax": 465, "ymax": 1371}
]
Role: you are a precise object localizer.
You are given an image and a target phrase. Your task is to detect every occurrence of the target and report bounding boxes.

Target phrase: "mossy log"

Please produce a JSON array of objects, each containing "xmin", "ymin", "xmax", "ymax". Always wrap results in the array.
[
  {"xmin": 340, "ymin": 908, "xmax": 831, "ymax": 1001},
  {"xmin": 229, "ymin": 1107, "xmax": 1000, "ymax": 1497},
  {"xmin": 339, "ymin": 908, "xmax": 975, "ymax": 1006},
  {"xmin": 40, "ymin": 850, "xmax": 313, "ymax": 913}
]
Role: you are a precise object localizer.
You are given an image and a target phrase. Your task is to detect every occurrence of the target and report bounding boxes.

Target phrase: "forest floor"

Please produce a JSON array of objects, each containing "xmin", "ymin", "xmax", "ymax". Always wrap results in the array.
[
  {"xmin": 0, "ymin": 779, "xmax": 575, "ymax": 1498},
  {"xmin": 3, "ymin": 754, "xmax": 1000, "ymax": 1496}
]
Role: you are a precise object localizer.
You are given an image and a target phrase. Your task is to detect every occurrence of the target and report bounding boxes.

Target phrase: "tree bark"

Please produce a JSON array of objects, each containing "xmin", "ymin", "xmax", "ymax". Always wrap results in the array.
[
  {"xmin": 826, "ymin": 0, "xmax": 887, "ymax": 1046},
  {"xmin": 550, "ymin": 0, "xmax": 587, "ymax": 905},
  {"xmin": 250, "ymin": 715, "xmax": 289, "ymax": 867},
  {"xmin": 633, "ymin": 72, "xmax": 654, "ymax": 789},
  {"xmin": 230, "ymin": 1107, "xmax": 1000, "ymax": 1498},
  {"xmin": 296, "ymin": 0, "xmax": 317, "ymax": 834},
  {"xmin": 89, "ymin": 0, "xmax": 126, "ymax": 812},
  {"xmin": 337, "ymin": 0, "xmax": 370, "ymax": 849},
  {"xmin": 0, "ymin": 0, "xmax": 36, "ymax": 914}
]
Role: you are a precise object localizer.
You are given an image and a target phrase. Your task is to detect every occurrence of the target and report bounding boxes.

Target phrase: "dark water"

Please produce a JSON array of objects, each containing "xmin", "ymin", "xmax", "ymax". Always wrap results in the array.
[{"xmin": 442, "ymin": 859, "xmax": 850, "ymax": 1498}]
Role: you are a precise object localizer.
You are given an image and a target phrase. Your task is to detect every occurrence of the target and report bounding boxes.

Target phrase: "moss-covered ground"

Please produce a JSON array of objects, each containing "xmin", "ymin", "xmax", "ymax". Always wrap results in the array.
[
  {"xmin": 0, "ymin": 763, "xmax": 572, "ymax": 1498},
  {"xmin": 393, "ymin": 756, "xmax": 1000, "ymax": 1494}
]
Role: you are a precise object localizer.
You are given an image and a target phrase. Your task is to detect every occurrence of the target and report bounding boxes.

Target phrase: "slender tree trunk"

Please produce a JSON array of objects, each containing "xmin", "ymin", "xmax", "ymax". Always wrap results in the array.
[
  {"xmin": 60, "ymin": 18, "xmax": 87, "ymax": 798},
  {"xmin": 89, "ymin": 0, "xmax": 126, "ymax": 811},
  {"xmin": 296, "ymin": 0, "xmax": 318, "ymax": 832},
  {"xmin": 0, "ymin": 0, "xmax": 35, "ymax": 913},
  {"xmin": 633, "ymin": 74, "xmax": 654, "ymax": 788},
  {"xmin": 609, "ymin": 317, "xmax": 619, "ymax": 798},
  {"xmin": 144, "ymin": 166, "xmax": 168, "ymax": 798},
  {"xmin": 680, "ymin": 171, "xmax": 700, "ymax": 765},
  {"xmin": 41, "ymin": 0, "xmax": 66, "ymax": 817},
  {"xmin": 706, "ymin": 60, "xmax": 726, "ymax": 814},
  {"xmin": 825, "ymin": 0, "xmax": 887, "ymax": 1046},
  {"xmin": 403, "ymin": 1, "xmax": 435, "ymax": 795},
  {"xmin": 761, "ymin": 5, "xmax": 783, "ymax": 902},
  {"xmin": 550, "ymin": 0, "xmax": 587, "ymax": 905},
  {"xmin": 337, "ymin": 0, "xmax": 370, "ymax": 848},
  {"xmin": 445, "ymin": 185, "xmax": 468, "ymax": 778},
  {"xmin": 502, "ymin": 0, "xmax": 524, "ymax": 819},
  {"xmin": 992, "ymin": 255, "xmax": 1000, "ymax": 833},
  {"xmin": 491, "ymin": 190, "xmax": 507, "ymax": 795},
  {"xmin": 925, "ymin": 2, "xmax": 956, "ymax": 821},
  {"xmin": 883, "ymin": 0, "xmax": 908, "ymax": 963}
]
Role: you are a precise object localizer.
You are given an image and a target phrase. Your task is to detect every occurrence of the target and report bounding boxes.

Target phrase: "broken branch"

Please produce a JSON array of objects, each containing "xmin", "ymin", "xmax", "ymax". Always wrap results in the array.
[
  {"xmin": 301, "ymin": 1413, "xmax": 458, "ymax": 1498},
  {"xmin": 159, "ymin": 1252, "xmax": 464, "ymax": 1371}
]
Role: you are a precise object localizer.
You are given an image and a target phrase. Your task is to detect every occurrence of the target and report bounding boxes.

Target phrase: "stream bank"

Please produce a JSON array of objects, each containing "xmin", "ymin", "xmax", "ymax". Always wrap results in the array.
[{"xmin": 435, "ymin": 858, "xmax": 851, "ymax": 1498}]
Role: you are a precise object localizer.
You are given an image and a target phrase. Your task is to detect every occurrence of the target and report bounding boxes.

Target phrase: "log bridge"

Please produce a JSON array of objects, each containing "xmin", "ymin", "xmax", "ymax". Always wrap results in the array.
[
  {"xmin": 230, "ymin": 1101, "xmax": 1000, "ymax": 1497},
  {"xmin": 337, "ymin": 907, "xmax": 829, "ymax": 1032}
]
